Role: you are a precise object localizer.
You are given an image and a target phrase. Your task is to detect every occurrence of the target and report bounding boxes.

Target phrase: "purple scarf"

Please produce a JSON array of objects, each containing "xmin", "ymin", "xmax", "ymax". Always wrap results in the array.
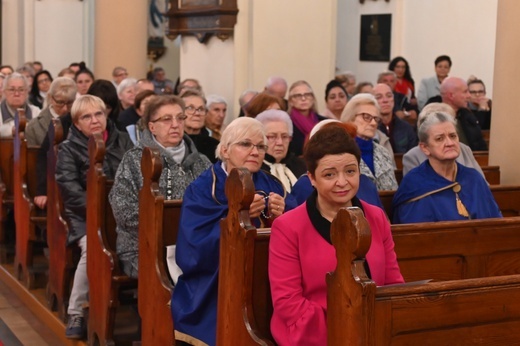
[{"xmin": 289, "ymin": 108, "xmax": 319, "ymax": 139}]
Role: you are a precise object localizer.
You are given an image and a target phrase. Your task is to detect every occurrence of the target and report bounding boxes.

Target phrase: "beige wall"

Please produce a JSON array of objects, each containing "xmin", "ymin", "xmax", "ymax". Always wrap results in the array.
[
  {"xmin": 489, "ymin": 0, "xmax": 520, "ymax": 183},
  {"xmin": 94, "ymin": 1, "xmax": 148, "ymax": 81},
  {"xmin": 179, "ymin": 0, "xmax": 337, "ymax": 122}
]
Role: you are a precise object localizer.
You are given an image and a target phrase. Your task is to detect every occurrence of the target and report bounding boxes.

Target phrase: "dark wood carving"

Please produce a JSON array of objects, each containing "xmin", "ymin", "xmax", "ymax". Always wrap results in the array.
[{"xmin": 166, "ymin": 0, "xmax": 239, "ymax": 43}]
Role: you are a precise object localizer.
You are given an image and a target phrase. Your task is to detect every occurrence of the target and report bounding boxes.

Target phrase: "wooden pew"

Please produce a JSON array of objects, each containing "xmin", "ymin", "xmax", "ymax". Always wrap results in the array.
[
  {"xmin": 379, "ymin": 185, "xmax": 520, "ymax": 221},
  {"xmin": 217, "ymin": 169, "xmax": 520, "ymax": 345},
  {"xmin": 86, "ymin": 133, "xmax": 137, "ymax": 345},
  {"xmin": 392, "ymin": 217, "xmax": 520, "ymax": 282},
  {"xmin": 482, "ymin": 165, "xmax": 500, "ymax": 184},
  {"xmin": 138, "ymin": 147, "xmax": 181, "ymax": 346},
  {"xmin": 216, "ymin": 167, "xmax": 275, "ymax": 345},
  {"xmin": 0, "ymin": 136, "xmax": 14, "ymax": 263},
  {"xmin": 327, "ymin": 208, "xmax": 520, "ymax": 345},
  {"xmin": 13, "ymin": 110, "xmax": 46, "ymax": 289},
  {"xmin": 46, "ymin": 119, "xmax": 77, "ymax": 322},
  {"xmin": 473, "ymin": 150, "xmax": 489, "ymax": 166},
  {"xmin": 394, "ymin": 153, "xmax": 403, "ymax": 170}
]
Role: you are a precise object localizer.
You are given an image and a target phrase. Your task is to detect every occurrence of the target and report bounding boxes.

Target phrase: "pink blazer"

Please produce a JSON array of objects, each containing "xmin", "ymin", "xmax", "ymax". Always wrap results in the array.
[{"xmin": 268, "ymin": 201, "xmax": 403, "ymax": 346}]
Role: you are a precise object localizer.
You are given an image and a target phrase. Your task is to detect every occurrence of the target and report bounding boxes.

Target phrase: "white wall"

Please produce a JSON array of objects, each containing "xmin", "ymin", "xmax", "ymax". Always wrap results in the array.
[
  {"xmin": 2, "ymin": 0, "xmax": 89, "ymax": 76},
  {"xmin": 336, "ymin": 0, "xmax": 497, "ymax": 96}
]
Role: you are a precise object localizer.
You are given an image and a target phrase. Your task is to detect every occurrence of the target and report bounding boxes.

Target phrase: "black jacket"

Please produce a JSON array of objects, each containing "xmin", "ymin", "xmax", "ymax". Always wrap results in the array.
[
  {"xmin": 261, "ymin": 152, "xmax": 307, "ymax": 178},
  {"xmin": 56, "ymin": 120, "xmax": 133, "ymax": 244},
  {"xmin": 289, "ymin": 113, "xmax": 327, "ymax": 157},
  {"xmin": 457, "ymin": 108, "xmax": 488, "ymax": 151}
]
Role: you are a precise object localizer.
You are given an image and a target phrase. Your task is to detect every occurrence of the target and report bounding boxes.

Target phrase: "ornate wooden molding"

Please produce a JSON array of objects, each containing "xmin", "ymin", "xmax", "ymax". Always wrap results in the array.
[{"xmin": 166, "ymin": 0, "xmax": 239, "ymax": 43}]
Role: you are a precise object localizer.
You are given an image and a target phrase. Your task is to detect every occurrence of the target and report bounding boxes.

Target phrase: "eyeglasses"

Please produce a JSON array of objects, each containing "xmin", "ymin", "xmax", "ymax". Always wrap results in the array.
[
  {"xmin": 290, "ymin": 92, "xmax": 314, "ymax": 100},
  {"xmin": 52, "ymin": 96, "xmax": 74, "ymax": 108},
  {"xmin": 37, "ymin": 78, "xmax": 51, "ymax": 85},
  {"xmin": 185, "ymin": 105, "xmax": 206, "ymax": 115},
  {"xmin": 115, "ymin": 72, "xmax": 128, "ymax": 77},
  {"xmin": 150, "ymin": 114, "xmax": 187, "ymax": 124},
  {"xmin": 266, "ymin": 134, "xmax": 292, "ymax": 142},
  {"xmin": 79, "ymin": 111, "xmax": 106, "ymax": 123},
  {"xmin": 234, "ymin": 141, "xmax": 269, "ymax": 153},
  {"xmin": 355, "ymin": 113, "xmax": 381, "ymax": 124},
  {"xmin": 469, "ymin": 90, "xmax": 485, "ymax": 95},
  {"xmin": 6, "ymin": 88, "xmax": 26, "ymax": 94}
]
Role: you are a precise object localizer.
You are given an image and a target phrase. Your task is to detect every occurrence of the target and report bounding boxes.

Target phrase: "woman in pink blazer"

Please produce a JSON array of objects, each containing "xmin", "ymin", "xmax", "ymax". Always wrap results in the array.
[{"xmin": 269, "ymin": 122, "xmax": 404, "ymax": 346}]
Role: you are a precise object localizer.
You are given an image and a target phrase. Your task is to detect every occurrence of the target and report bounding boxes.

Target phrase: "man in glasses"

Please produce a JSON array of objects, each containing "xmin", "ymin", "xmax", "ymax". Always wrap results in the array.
[
  {"xmin": 0, "ymin": 72, "xmax": 41, "ymax": 138},
  {"xmin": 372, "ymin": 83, "xmax": 418, "ymax": 154},
  {"xmin": 111, "ymin": 66, "xmax": 128, "ymax": 88}
]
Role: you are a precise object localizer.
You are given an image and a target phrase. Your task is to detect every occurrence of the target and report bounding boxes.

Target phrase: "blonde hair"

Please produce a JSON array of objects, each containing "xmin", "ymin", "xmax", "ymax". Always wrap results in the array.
[
  {"xmin": 215, "ymin": 117, "xmax": 266, "ymax": 161},
  {"xmin": 288, "ymin": 80, "xmax": 317, "ymax": 113},
  {"xmin": 340, "ymin": 93, "xmax": 380, "ymax": 123},
  {"xmin": 71, "ymin": 94, "xmax": 106, "ymax": 122}
]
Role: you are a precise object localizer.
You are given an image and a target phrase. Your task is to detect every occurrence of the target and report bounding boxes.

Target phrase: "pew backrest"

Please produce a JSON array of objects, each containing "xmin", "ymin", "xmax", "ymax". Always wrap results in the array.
[
  {"xmin": 138, "ymin": 146, "xmax": 182, "ymax": 346},
  {"xmin": 327, "ymin": 208, "xmax": 520, "ymax": 345}
]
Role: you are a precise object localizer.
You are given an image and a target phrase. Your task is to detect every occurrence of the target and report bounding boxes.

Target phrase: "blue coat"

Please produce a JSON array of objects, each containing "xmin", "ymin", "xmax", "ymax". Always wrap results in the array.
[
  {"xmin": 171, "ymin": 162, "xmax": 297, "ymax": 345},
  {"xmin": 392, "ymin": 161, "xmax": 502, "ymax": 224}
]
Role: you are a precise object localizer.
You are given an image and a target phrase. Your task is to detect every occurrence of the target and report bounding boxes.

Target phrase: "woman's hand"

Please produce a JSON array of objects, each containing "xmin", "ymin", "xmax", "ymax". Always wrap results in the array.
[
  {"xmin": 34, "ymin": 196, "xmax": 47, "ymax": 210},
  {"xmin": 268, "ymin": 192, "xmax": 285, "ymax": 218},
  {"xmin": 249, "ymin": 193, "xmax": 266, "ymax": 218}
]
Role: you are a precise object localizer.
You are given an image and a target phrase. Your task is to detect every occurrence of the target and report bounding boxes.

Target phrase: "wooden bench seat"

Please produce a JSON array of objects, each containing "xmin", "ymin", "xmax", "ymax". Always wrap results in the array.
[
  {"xmin": 217, "ymin": 168, "xmax": 520, "ymax": 345},
  {"xmin": 46, "ymin": 119, "xmax": 78, "ymax": 322},
  {"xmin": 138, "ymin": 147, "xmax": 182, "ymax": 346},
  {"xmin": 327, "ymin": 207, "xmax": 520, "ymax": 345},
  {"xmin": 0, "ymin": 137, "xmax": 14, "ymax": 263},
  {"xmin": 86, "ymin": 133, "xmax": 138, "ymax": 345},
  {"xmin": 13, "ymin": 110, "xmax": 47, "ymax": 289}
]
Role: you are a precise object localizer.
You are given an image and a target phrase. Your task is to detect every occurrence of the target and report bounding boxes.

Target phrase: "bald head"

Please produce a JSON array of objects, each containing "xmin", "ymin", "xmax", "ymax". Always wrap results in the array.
[
  {"xmin": 372, "ymin": 83, "xmax": 394, "ymax": 117},
  {"xmin": 440, "ymin": 77, "xmax": 470, "ymax": 111}
]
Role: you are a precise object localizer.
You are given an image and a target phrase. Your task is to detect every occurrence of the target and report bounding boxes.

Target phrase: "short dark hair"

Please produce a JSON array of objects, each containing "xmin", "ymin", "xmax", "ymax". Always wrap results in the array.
[
  {"xmin": 87, "ymin": 80, "xmax": 119, "ymax": 123},
  {"xmin": 467, "ymin": 78, "xmax": 486, "ymax": 91},
  {"xmin": 304, "ymin": 122, "xmax": 360, "ymax": 175},
  {"xmin": 325, "ymin": 80, "xmax": 348, "ymax": 101},
  {"xmin": 135, "ymin": 90, "xmax": 156, "ymax": 110},
  {"xmin": 144, "ymin": 95, "xmax": 185, "ymax": 126},
  {"xmin": 435, "ymin": 55, "xmax": 452, "ymax": 67}
]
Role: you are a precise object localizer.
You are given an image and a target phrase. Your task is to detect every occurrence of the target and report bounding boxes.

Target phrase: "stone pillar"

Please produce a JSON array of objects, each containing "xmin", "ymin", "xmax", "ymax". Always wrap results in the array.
[
  {"xmin": 94, "ymin": 0, "xmax": 148, "ymax": 80},
  {"xmin": 490, "ymin": 0, "xmax": 520, "ymax": 184}
]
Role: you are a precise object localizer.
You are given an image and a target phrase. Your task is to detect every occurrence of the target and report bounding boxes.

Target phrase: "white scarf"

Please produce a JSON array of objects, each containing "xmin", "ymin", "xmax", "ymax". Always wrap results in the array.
[{"xmin": 263, "ymin": 160, "xmax": 297, "ymax": 193}]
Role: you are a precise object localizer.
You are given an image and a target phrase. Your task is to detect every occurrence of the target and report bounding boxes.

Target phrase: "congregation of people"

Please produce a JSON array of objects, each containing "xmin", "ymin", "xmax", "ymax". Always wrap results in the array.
[{"xmin": 0, "ymin": 53, "xmax": 501, "ymax": 345}]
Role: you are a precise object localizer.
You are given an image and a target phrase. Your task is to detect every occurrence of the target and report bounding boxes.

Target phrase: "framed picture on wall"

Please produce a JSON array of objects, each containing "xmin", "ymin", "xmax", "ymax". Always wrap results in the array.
[{"xmin": 359, "ymin": 14, "xmax": 391, "ymax": 62}]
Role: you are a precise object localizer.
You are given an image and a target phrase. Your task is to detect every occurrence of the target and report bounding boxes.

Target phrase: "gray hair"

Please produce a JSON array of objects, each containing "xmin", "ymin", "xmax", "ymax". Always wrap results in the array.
[
  {"xmin": 418, "ymin": 102, "xmax": 456, "ymax": 128},
  {"xmin": 2, "ymin": 72, "xmax": 28, "ymax": 97},
  {"xmin": 255, "ymin": 109, "xmax": 293, "ymax": 136},
  {"xmin": 117, "ymin": 78, "xmax": 137, "ymax": 96},
  {"xmin": 216, "ymin": 117, "xmax": 266, "ymax": 161},
  {"xmin": 265, "ymin": 76, "xmax": 287, "ymax": 89},
  {"xmin": 418, "ymin": 111, "xmax": 457, "ymax": 143},
  {"xmin": 239, "ymin": 89, "xmax": 258, "ymax": 107},
  {"xmin": 206, "ymin": 94, "xmax": 227, "ymax": 108},
  {"xmin": 340, "ymin": 93, "xmax": 380, "ymax": 122},
  {"xmin": 377, "ymin": 70, "xmax": 397, "ymax": 83}
]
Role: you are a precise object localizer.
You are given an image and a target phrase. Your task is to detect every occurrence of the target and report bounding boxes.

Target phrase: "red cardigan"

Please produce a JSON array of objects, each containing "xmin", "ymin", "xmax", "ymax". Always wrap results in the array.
[{"xmin": 268, "ymin": 201, "xmax": 403, "ymax": 346}]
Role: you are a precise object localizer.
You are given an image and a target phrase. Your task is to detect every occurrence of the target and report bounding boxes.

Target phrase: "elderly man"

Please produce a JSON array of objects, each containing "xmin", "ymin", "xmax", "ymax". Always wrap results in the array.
[
  {"xmin": 205, "ymin": 94, "xmax": 227, "ymax": 140},
  {"xmin": 378, "ymin": 70, "xmax": 418, "ymax": 122},
  {"xmin": 238, "ymin": 89, "xmax": 258, "ymax": 117},
  {"xmin": 441, "ymin": 77, "xmax": 487, "ymax": 151},
  {"xmin": 1, "ymin": 73, "xmax": 40, "ymax": 137},
  {"xmin": 372, "ymin": 83, "xmax": 417, "ymax": 154},
  {"xmin": 265, "ymin": 76, "xmax": 288, "ymax": 110},
  {"xmin": 112, "ymin": 66, "xmax": 128, "ymax": 87}
]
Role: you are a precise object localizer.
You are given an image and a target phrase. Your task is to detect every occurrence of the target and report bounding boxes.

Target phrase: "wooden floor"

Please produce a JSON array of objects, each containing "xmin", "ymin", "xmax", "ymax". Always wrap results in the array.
[{"xmin": 0, "ymin": 262, "xmax": 87, "ymax": 346}]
